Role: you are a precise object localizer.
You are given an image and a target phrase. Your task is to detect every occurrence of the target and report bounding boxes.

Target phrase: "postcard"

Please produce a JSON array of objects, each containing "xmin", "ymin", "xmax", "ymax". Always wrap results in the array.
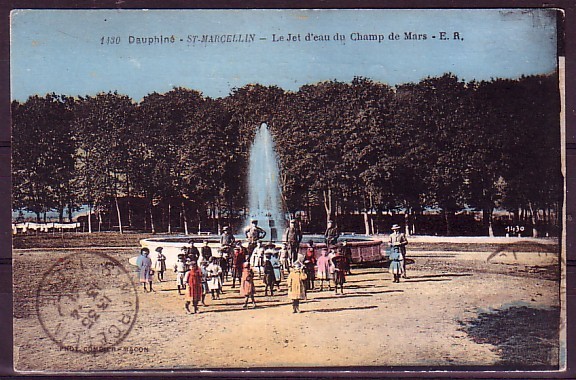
[{"xmin": 10, "ymin": 8, "xmax": 565, "ymax": 373}]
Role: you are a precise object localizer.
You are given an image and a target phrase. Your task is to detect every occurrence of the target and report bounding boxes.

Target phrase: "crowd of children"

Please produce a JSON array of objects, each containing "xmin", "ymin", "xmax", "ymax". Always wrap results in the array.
[{"xmin": 135, "ymin": 223, "xmax": 408, "ymax": 314}]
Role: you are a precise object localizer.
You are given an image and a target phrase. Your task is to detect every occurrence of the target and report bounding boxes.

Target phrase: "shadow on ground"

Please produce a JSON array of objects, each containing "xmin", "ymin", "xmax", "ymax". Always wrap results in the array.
[{"xmin": 459, "ymin": 305, "xmax": 560, "ymax": 369}]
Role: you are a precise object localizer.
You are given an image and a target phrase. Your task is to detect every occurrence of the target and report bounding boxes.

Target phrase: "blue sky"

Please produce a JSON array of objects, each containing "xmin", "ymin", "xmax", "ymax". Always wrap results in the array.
[{"xmin": 10, "ymin": 9, "xmax": 558, "ymax": 102}]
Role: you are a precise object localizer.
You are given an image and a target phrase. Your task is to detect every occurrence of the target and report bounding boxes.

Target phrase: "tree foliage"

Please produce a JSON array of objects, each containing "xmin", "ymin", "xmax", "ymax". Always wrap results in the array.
[{"xmin": 11, "ymin": 73, "xmax": 562, "ymax": 236}]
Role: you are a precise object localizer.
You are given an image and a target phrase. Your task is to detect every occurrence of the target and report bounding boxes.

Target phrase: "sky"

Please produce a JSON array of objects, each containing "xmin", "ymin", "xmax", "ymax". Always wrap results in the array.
[{"xmin": 10, "ymin": 9, "xmax": 558, "ymax": 102}]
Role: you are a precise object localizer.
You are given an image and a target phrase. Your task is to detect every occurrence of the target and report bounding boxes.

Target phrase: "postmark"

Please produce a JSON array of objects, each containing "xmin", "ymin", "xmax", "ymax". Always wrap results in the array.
[{"xmin": 35, "ymin": 252, "xmax": 139, "ymax": 353}]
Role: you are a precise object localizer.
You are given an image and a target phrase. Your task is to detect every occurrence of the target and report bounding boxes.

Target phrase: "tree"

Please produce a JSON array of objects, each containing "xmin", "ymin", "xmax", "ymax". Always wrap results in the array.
[
  {"xmin": 394, "ymin": 74, "xmax": 473, "ymax": 235},
  {"xmin": 74, "ymin": 92, "xmax": 136, "ymax": 233},
  {"xmin": 12, "ymin": 94, "xmax": 77, "ymax": 222}
]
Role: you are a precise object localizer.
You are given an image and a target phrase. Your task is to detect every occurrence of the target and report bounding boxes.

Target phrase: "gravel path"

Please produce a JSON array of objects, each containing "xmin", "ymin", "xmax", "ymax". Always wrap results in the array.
[{"xmin": 13, "ymin": 243, "xmax": 562, "ymax": 372}]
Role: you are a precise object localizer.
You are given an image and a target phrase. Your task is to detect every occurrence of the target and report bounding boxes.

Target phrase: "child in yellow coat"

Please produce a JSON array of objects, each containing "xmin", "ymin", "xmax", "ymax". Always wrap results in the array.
[{"xmin": 287, "ymin": 262, "xmax": 308, "ymax": 313}]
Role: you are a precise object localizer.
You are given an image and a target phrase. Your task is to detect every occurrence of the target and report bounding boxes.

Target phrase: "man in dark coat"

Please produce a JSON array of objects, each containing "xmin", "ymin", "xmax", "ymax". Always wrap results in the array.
[
  {"xmin": 201, "ymin": 240, "xmax": 212, "ymax": 262},
  {"xmin": 285, "ymin": 219, "xmax": 303, "ymax": 263},
  {"xmin": 324, "ymin": 220, "xmax": 339, "ymax": 248},
  {"xmin": 220, "ymin": 226, "xmax": 235, "ymax": 252},
  {"xmin": 186, "ymin": 239, "xmax": 200, "ymax": 262}
]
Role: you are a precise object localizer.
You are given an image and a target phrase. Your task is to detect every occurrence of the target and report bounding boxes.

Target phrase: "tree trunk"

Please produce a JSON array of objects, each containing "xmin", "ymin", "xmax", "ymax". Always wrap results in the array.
[
  {"xmin": 444, "ymin": 209, "xmax": 452, "ymax": 236},
  {"xmin": 87, "ymin": 202, "xmax": 93, "ymax": 233},
  {"xmin": 528, "ymin": 201, "xmax": 539, "ymax": 238},
  {"xmin": 483, "ymin": 207, "xmax": 494, "ymax": 237},
  {"xmin": 126, "ymin": 178, "xmax": 133, "ymax": 228},
  {"xmin": 67, "ymin": 202, "xmax": 73, "ymax": 223},
  {"xmin": 404, "ymin": 211, "xmax": 410, "ymax": 236},
  {"xmin": 363, "ymin": 212, "xmax": 371, "ymax": 235},
  {"xmin": 167, "ymin": 202, "xmax": 172, "ymax": 234},
  {"xmin": 323, "ymin": 187, "xmax": 333, "ymax": 224},
  {"xmin": 182, "ymin": 201, "xmax": 189, "ymax": 235},
  {"xmin": 149, "ymin": 200, "xmax": 156, "ymax": 234},
  {"xmin": 58, "ymin": 207, "xmax": 64, "ymax": 224},
  {"xmin": 115, "ymin": 195, "xmax": 123, "ymax": 234}
]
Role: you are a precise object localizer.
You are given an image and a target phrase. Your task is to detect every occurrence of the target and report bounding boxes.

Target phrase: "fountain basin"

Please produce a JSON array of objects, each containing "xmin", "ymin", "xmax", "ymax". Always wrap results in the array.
[{"xmin": 132, "ymin": 234, "xmax": 384, "ymax": 269}]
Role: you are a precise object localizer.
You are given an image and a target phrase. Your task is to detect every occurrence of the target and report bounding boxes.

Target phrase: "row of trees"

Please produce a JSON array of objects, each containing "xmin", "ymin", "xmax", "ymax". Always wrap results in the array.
[{"xmin": 12, "ymin": 73, "xmax": 562, "ymax": 236}]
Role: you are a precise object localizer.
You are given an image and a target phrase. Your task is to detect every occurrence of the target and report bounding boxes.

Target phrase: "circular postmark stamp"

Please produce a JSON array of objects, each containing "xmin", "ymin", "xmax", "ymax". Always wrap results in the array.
[{"xmin": 36, "ymin": 252, "xmax": 139, "ymax": 353}]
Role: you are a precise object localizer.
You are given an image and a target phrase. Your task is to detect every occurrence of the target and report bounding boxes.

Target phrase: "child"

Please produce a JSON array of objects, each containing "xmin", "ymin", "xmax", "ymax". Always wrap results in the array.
[
  {"xmin": 240, "ymin": 262, "xmax": 256, "ymax": 308},
  {"xmin": 388, "ymin": 246, "xmax": 404, "ymax": 283},
  {"xmin": 231, "ymin": 242, "xmax": 246, "ymax": 288},
  {"xmin": 184, "ymin": 261, "xmax": 203, "ymax": 314},
  {"xmin": 316, "ymin": 249, "xmax": 332, "ymax": 291},
  {"xmin": 154, "ymin": 247, "xmax": 166, "ymax": 282},
  {"xmin": 206, "ymin": 256, "xmax": 222, "ymax": 300},
  {"xmin": 200, "ymin": 260, "xmax": 209, "ymax": 306},
  {"xmin": 287, "ymin": 262, "xmax": 308, "ymax": 313},
  {"xmin": 263, "ymin": 253, "xmax": 276, "ymax": 296},
  {"xmin": 137, "ymin": 248, "xmax": 154, "ymax": 292},
  {"xmin": 173, "ymin": 254, "xmax": 187, "ymax": 295},
  {"xmin": 332, "ymin": 252, "xmax": 347, "ymax": 294},
  {"xmin": 303, "ymin": 240, "xmax": 316, "ymax": 291},
  {"xmin": 279, "ymin": 243, "xmax": 290, "ymax": 275}
]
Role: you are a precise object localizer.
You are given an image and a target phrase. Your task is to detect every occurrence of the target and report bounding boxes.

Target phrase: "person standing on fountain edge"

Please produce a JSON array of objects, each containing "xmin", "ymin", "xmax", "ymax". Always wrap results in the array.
[
  {"xmin": 285, "ymin": 218, "xmax": 303, "ymax": 263},
  {"xmin": 220, "ymin": 226, "xmax": 235, "ymax": 256},
  {"xmin": 325, "ymin": 220, "xmax": 339, "ymax": 248},
  {"xmin": 389, "ymin": 224, "xmax": 409, "ymax": 278},
  {"xmin": 244, "ymin": 219, "xmax": 266, "ymax": 257}
]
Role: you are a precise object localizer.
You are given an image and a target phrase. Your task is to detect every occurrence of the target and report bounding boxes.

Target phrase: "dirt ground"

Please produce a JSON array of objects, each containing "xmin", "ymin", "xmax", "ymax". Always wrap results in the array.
[{"xmin": 12, "ymin": 235, "xmax": 562, "ymax": 373}]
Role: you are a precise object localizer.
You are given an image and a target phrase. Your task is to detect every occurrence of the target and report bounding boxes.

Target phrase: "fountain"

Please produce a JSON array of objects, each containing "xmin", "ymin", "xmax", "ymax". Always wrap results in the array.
[
  {"xmin": 245, "ymin": 123, "xmax": 285, "ymax": 241},
  {"xmin": 136, "ymin": 122, "xmax": 384, "ymax": 268}
]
